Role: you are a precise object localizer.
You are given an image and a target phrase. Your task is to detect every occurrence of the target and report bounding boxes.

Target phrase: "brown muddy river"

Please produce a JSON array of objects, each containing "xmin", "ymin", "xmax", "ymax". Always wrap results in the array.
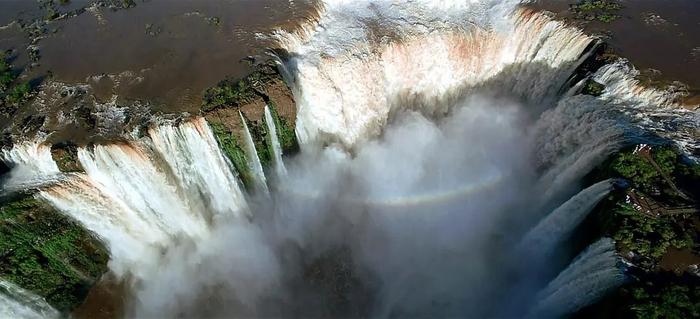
[
  {"xmin": 39, "ymin": 0, "xmax": 312, "ymax": 111},
  {"xmin": 529, "ymin": 0, "xmax": 700, "ymax": 102},
  {"xmin": 1, "ymin": 0, "xmax": 312, "ymax": 119},
  {"xmin": 1, "ymin": 0, "xmax": 698, "ymax": 139}
]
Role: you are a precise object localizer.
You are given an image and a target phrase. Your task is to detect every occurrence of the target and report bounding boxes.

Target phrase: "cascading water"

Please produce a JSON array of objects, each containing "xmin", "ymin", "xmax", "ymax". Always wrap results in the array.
[
  {"xmin": 0, "ymin": 280, "xmax": 59, "ymax": 319},
  {"xmin": 529, "ymin": 238, "xmax": 626, "ymax": 318},
  {"xmin": 519, "ymin": 179, "xmax": 617, "ymax": 258},
  {"xmin": 239, "ymin": 111, "xmax": 269, "ymax": 193},
  {"xmin": 0, "ymin": 141, "xmax": 63, "ymax": 194},
  {"xmin": 1, "ymin": 0, "xmax": 698, "ymax": 317},
  {"xmin": 6, "ymin": 119, "xmax": 251, "ymax": 279},
  {"xmin": 264, "ymin": 105, "xmax": 288, "ymax": 178},
  {"xmin": 148, "ymin": 118, "xmax": 250, "ymax": 219}
]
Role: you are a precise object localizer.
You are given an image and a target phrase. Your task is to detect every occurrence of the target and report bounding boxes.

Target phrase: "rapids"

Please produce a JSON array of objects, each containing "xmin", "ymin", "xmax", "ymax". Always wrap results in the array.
[{"xmin": 1, "ymin": 0, "xmax": 699, "ymax": 317}]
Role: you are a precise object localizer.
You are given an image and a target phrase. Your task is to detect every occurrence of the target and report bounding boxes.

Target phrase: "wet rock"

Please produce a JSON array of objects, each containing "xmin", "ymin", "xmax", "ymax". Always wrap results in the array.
[
  {"xmin": 0, "ymin": 158, "xmax": 10, "ymax": 178},
  {"xmin": 18, "ymin": 115, "xmax": 45, "ymax": 135},
  {"xmin": 582, "ymin": 79, "xmax": 605, "ymax": 96},
  {"xmin": 202, "ymin": 59, "xmax": 298, "ymax": 189},
  {"xmin": 51, "ymin": 142, "xmax": 83, "ymax": 173},
  {"xmin": 144, "ymin": 23, "xmax": 161, "ymax": 37}
]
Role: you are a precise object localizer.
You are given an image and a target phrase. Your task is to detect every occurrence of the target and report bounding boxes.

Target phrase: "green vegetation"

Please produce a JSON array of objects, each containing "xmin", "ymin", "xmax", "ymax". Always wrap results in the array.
[
  {"xmin": 242, "ymin": 114, "xmax": 273, "ymax": 168},
  {"xmin": 203, "ymin": 77, "xmax": 263, "ymax": 112},
  {"xmin": 51, "ymin": 144, "xmax": 83, "ymax": 173},
  {"xmin": 582, "ymin": 79, "xmax": 605, "ymax": 96},
  {"xmin": 596, "ymin": 146, "xmax": 698, "ymax": 267},
  {"xmin": 0, "ymin": 195, "xmax": 109, "ymax": 311},
  {"xmin": 206, "ymin": 16, "xmax": 222, "ymax": 27},
  {"xmin": 0, "ymin": 52, "xmax": 33, "ymax": 107},
  {"xmin": 46, "ymin": 7, "xmax": 59, "ymax": 21},
  {"xmin": 606, "ymin": 202, "xmax": 693, "ymax": 264},
  {"xmin": 92, "ymin": 0, "xmax": 137, "ymax": 10},
  {"xmin": 267, "ymin": 101, "xmax": 299, "ymax": 154},
  {"xmin": 585, "ymin": 145, "xmax": 700, "ymax": 318},
  {"xmin": 244, "ymin": 102, "xmax": 300, "ymax": 169},
  {"xmin": 0, "ymin": 52, "xmax": 14, "ymax": 93},
  {"xmin": 210, "ymin": 122, "xmax": 255, "ymax": 190},
  {"xmin": 204, "ymin": 61, "xmax": 299, "ymax": 187},
  {"xmin": 121, "ymin": 0, "xmax": 137, "ymax": 8},
  {"xmin": 620, "ymin": 275, "xmax": 700, "ymax": 319},
  {"xmin": 570, "ymin": 0, "xmax": 622, "ymax": 23},
  {"xmin": 202, "ymin": 63, "xmax": 280, "ymax": 112},
  {"xmin": 608, "ymin": 147, "xmax": 696, "ymax": 200},
  {"xmin": 5, "ymin": 82, "xmax": 31, "ymax": 105}
]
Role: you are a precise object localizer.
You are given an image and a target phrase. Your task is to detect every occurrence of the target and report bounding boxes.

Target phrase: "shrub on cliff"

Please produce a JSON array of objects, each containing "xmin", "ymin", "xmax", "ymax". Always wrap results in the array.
[{"xmin": 0, "ymin": 196, "xmax": 109, "ymax": 311}]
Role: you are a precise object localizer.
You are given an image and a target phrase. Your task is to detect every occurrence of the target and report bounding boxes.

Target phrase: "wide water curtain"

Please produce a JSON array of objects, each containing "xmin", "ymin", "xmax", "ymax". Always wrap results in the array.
[{"xmin": 2, "ymin": 0, "xmax": 699, "ymax": 318}]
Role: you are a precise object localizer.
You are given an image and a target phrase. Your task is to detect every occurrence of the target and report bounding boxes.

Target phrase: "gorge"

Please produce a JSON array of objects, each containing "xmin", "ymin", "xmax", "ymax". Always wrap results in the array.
[{"xmin": 1, "ymin": 0, "xmax": 699, "ymax": 318}]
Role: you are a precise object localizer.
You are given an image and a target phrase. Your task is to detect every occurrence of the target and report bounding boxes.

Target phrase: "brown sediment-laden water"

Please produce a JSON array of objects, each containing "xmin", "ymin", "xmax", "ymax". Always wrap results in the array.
[
  {"xmin": 0, "ymin": 0, "xmax": 312, "ymax": 144},
  {"xmin": 528, "ymin": 0, "xmax": 700, "ymax": 106},
  {"xmin": 0, "ymin": 1, "xmax": 699, "ymax": 318}
]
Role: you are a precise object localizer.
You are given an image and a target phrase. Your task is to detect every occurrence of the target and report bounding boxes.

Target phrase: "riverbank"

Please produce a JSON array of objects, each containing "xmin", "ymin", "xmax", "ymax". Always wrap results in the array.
[
  {"xmin": 577, "ymin": 145, "xmax": 700, "ymax": 318},
  {"xmin": 527, "ymin": 0, "xmax": 700, "ymax": 109},
  {"xmin": 1, "ymin": 1, "xmax": 699, "ymax": 317}
]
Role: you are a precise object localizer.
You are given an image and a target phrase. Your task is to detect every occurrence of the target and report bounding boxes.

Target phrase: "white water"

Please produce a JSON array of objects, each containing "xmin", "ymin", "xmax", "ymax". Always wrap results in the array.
[
  {"xmin": 530, "ymin": 238, "xmax": 626, "ymax": 318},
  {"xmin": 274, "ymin": 1, "xmax": 593, "ymax": 147},
  {"xmin": 15, "ymin": 120, "xmax": 251, "ymax": 279},
  {"xmin": 0, "ymin": 141, "xmax": 63, "ymax": 194},
  {"xmin": 593, "ymin": 62, "xmax": 700, "ymax": 155},
  {"xmin": 239, "ymin": 111, "xmax": 269, "ymax": 193},
  {"xmin": 149, "ymin": 117, "xmax": 249, "ymax": 219},
  {"xmin": 2, "ymin": 0, "xmax": 699, "ymax": 317},
  {"xmin": 264, "ymin": 105, "xmax": 288, "ymax": 178},
  {"xmin": 273, "ymin": 0, "xmax": 697, "ymax": 153},
  {"xmin": 0, "ymin": 280, "xmax": 59, "ymax": 319},
  {"xmin": 520, "ymin": 179, "xmax": 616, "ymax": 258}
]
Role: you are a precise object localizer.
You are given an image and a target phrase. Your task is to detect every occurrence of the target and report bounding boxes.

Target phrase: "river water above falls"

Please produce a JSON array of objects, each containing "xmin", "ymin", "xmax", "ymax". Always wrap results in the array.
[{"xmin": 1, "ymin": 0, "xmax": 699, "ymax": 318}]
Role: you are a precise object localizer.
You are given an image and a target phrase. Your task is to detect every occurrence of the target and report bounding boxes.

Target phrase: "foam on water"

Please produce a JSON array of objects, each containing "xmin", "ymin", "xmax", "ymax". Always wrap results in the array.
[
  {"xmin": 2, "ymin": 0, "xmax": 697, "ymax": 317},
  {"xmin": 273, "ymin": 0, "xmax": 697, "ymax": 155}
]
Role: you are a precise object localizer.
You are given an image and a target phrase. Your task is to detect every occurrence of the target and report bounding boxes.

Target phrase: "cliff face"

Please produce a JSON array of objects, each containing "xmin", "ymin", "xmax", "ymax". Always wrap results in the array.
[
  {"xmin": 0, "ymin": 195, "xmax": 109, "ymax": 312},
  {"xmin": 526, "ymin": 0, "xmax": 700, "ymax": 111},
  {"xmin": 202, "ymin": 60, "xmax": 298, "ymax": 189},
  {"xmin": 0, "ymin": 55, "xmax": 300, "ymax": 313}
]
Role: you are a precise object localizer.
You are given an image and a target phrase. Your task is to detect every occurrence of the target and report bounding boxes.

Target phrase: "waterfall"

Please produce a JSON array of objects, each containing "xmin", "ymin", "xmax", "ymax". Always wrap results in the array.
[
  {"xmin": 264, "ymin": 105, "xmax": 288, "ymax": 178},
  {"xmin": 77, "ymin": 144, "xmax": 210, "ymax": 238},
  {"xmin": 149, "ymin": 118, "xmax": 249, "ymax": 219},
  {"xmin": 272, "ymin": 2, "xmax": 593, "ymax": 147},
  {"xmin": 35, "ymin": 117, "xmax": 250, "ymax": 278},
  {"xmin": 0, "ymin": 279, "xmax": 59, "ymax": 319},
  {"xmin": 239, "ymin": 111, "xmax": 269, "ymax": 193},
  {"xmin": 3, "ymin": 0, "xmax": 697, "ymax": 317},
  {"xmin": 0, "ymin": 141, "xmax": 63, "ymax": 194},
  {"xmin": 39, "ymin": 175, "xmax": 169, "ymax": 277},
  {"xmin": 593, "ymin": 61, "xmax": 700, "ymax": 155},
  {"xmin": 529, "ymin": 238, "xmax": 626, "ymax": 318},
  {"xmin": 520, "ymin": 179, "xmax": 616, "ymax": 258}
]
